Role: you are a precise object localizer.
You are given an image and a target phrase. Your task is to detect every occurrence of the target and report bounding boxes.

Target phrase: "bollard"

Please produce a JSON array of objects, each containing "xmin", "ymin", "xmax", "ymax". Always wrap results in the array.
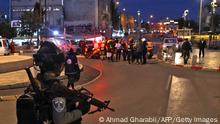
[
  {"xmin": 19, "ymin": 50, "xmax": 23, "ymax": 55},
  {"xmin": 192, "ymin": 55, "xmax": 197, "ymax": 66}
]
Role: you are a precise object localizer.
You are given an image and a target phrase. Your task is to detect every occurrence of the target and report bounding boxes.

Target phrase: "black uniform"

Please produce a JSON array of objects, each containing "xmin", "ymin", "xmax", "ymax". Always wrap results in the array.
[
  {"xmin": 198, "ymin": 40, "xmax": 206, "ymax": 58},
  {"xmin": 38, "ymin": 73, "xmax": 83, "ymax": 124},
  {"xmin": 127, "ymin": 43, "xmax": 134, "ymax": 64},
  {"xmin": 182, "ymin": 40, "xmax": 192, "ymax": 64},
  {"xmin": 65, "ymin": 49, "xmax": 80, "ymax": 89},
  {"xmin": 142, "ymin": 41, "xmax": 147, "ymax": 64},
  {"xmin": 33, "ymin": 41, "xmax": 87, "ymax": 124}
]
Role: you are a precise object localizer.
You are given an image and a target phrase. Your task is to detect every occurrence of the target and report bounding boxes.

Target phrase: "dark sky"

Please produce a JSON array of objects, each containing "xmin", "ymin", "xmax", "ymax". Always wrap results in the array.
[
  {"xmin": 119, "ymin": 0, "xmax": 200, "ymax": 22},
  {"xmin": 0, "ymin": 0, "xmax": 200, "ymax": 21}
]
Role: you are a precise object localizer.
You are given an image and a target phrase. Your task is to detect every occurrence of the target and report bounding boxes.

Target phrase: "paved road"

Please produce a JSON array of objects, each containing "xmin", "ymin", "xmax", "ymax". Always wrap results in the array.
[{"xmin": 0, "ymin": 58, "xmax": 220, "ymax": 124}]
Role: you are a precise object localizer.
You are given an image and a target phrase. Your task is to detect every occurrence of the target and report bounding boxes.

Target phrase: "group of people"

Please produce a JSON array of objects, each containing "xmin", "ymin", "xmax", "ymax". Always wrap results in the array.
[
  {"xmin": 172, "ymin": 38, "xmax": 207, "ymax": 64},
  {"xmin": 99, "ymin": 38, "xmax": 150, "ymax": 65}
]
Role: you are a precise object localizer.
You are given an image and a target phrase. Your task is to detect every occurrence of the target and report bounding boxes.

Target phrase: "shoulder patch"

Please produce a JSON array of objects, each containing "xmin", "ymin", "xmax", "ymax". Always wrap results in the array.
[
  {"xmin": 67, "ymin": 59, "xmax": 72, "ymax": 64},
  {"xmin": 52, "ymin": 97, "xmax": 66, "ymax": 112}
]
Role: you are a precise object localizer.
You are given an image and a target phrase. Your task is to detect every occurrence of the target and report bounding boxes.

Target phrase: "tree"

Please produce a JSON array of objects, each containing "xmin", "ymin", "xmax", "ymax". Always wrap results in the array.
[
  {"xmin": 19, "ymin": 2, "xmax": 42, "ymax": 43},
  {"xmin": 110, "ymin": 0, "xmax": 120, "ymax": 30},
  {"xmin": 34, "ymin": 2, "xmax": 44, "ymax": 23},
  {"xmin": 0, "ymin": 22, "xmax": 17, "ymax": 39},
  {"xmin": 175, "ymin": 18, "xmax": 199, "ymax": 33}
]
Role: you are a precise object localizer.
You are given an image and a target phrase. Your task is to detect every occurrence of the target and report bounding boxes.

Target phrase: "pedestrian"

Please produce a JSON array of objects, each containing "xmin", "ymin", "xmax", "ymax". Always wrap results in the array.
[
  {"xmin": 121, "ymin": 39, "xmax": 127, "ymax": 61},
  {"xmin": 136, "ymin": 39, "xmax": 143, "ymax": 64},
  {"xmin": 132, "ymin": 41, "xmax": 137, "ymax": 64},
  {"xmin": 142, "ymin": 39, "xmax": 148, "ymax": 64},
  {"xmin": 10, "ymin": 40, "xmax": 15, "ymax": 53},
  {"xmin": 198, "ymin": 38, "xmax": 207, "ymax": 58},
  {"xmin": 115, "ymin": 39, "xmax": 122, "ymax": 61},
  {"xmin": 127, "ymin": 40, "xmax": 134, "ymax": 64},
  {"xmin": 182, "ymin": 39, "xmax": 192, "ymax": 64},
  {"xmin": 100, "ymin": 40, "xmax": 107, "ymax": 60},
  {"xmin": 106, "ymin": 40, "xmax": 113, "ymax": 62},
  {"xmin": 65, "ymin": 47, "xmax": 81, "ymax": 90}
]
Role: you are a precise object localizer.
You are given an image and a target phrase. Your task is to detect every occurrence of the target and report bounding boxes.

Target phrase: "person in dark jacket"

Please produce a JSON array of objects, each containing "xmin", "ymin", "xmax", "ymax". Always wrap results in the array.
[
  {"xmin": 198, "ymin": 39, "xmax": 207, "ymax": 58},
  {"xmin": 182, "ymin": 39, "xmax": 192, "ymax": 64},
  {"xmin": 127, "ymin": 40, "xmax": 134, "ymax": 64},
  {"xmin": 65, "ymin": 48, "xmax": 80, "ymax": 90},
  {"xmin": 135, "ymin": 40, "xmax": 143, "ymax": 64},
  {"xmin": 142, "ymin": 39, "xmax": 147, "ymax": 64}
]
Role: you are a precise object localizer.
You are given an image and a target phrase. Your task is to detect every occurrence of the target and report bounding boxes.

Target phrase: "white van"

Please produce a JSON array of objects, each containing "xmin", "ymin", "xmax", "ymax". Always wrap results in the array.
[{"xmin": 0, "ymin": 37, "xmax": 10, "ymax": 55}]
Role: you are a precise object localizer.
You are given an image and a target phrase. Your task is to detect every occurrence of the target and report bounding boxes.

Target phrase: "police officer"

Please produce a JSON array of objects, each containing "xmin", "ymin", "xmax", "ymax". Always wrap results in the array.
[
  {"xmin": 65, "ymin": 47, "xmax": 80, "ymax": 90},
  {"xmin": 182, "ymin": 39, "xmax": 192, "ymax": 64},
  {"xmin": 34, "ymin": 39, "xmax": 90, "ymax": 124}
]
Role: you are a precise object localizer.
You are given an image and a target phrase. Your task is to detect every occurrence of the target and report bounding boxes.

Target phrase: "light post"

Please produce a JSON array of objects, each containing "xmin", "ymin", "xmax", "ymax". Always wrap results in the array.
[
  {"xmin": 211, "ymin": 0, "xmax": 217, "ymax": 33},
  {"xmin": 149, "ymin": 15, "xmax": 154, "ymax": 32},
  {"xmin": 199, "ymin": 0, "xmax": 203, "ymax": 35},
  {"xmin": 183, "ymin": 9, "xmax": 189, "ymax": 29},
  {"xmin": 137, "ymin": 10, "xmax": 141, "ymax": 30},
  {"xmin": 123, "ymin": 8, "xmax": 126, "ymax": 12}
]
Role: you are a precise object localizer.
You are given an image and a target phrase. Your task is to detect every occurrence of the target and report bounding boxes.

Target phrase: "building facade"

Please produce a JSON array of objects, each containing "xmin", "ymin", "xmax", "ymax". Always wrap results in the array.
[
  {"xmin": 10, "ymin": 0, "xmax": 112, "ymax": 35},
  {"xmin": 64, "ymin": 0, "xmax": 112, "ymax": 35},
  {"xmin": 11, "ymin": 0, "xmax": 64, "ymax": 29}
]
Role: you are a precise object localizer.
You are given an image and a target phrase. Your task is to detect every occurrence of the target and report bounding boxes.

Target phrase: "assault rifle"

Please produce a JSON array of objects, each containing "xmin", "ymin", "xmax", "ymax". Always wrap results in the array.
[
  {"xmin": 25, "ymin": 67, "xmax": 115, "ymax": 114},
  {"xmin": 76, "ymin": 87, "xmax": 115, "ymax": 114}
]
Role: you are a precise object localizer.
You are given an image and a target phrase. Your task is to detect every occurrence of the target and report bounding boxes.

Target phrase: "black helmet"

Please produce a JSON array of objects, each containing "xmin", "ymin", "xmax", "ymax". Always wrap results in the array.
[{"xmin": 33, "ymin": 41, "xmax": 65, "ymax": 75}]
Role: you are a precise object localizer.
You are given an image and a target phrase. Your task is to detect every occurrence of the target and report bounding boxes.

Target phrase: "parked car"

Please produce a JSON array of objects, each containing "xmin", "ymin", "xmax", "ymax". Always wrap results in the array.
[
  {"xmin": 162, "ymin": 38, "xmax": 179, "ymax": 52},
  {"xmin": 0, "ymin": 37, "xmax": 10, "ymax": 55}
]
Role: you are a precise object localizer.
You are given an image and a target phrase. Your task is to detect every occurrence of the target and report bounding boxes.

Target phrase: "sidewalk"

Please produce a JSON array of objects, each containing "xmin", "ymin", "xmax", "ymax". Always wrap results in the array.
[
  {"xmin": 166, "ymin": 48, "xmax": 220, "ymax": 71},
  {"xmin": 0, "ymin": 55, "xmax": 33, "ymax": 73}
]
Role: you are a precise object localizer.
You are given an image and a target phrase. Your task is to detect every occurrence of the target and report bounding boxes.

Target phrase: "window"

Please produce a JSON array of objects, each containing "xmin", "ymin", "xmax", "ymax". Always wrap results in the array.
[
  {"xmin": 165, "ymin": 39, "xmax": 176, "ymax": 43},
  {"xmin": 0, "ymin": 41, "xmax": 2, "ymax": 47}
]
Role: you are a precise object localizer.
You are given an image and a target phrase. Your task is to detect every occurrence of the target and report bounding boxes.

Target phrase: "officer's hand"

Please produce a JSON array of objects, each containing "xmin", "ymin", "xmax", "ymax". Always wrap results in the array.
[{"xmin": 75, "ymin": 101, "xmax": 80, "ymax": 108}]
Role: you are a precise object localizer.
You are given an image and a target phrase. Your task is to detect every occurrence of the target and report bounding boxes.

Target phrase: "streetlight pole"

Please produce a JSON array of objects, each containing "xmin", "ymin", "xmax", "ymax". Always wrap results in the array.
[
  {"xmin": 199, "ymin": 0, "xmax": 203, "ymax": 35},
  {"xmin": 137, "ymin": 10, "xmax": 141, "ymax": 38},
  {"xmin": 137, "ymin": 10, "xmax": 141, "ymax": 30}
]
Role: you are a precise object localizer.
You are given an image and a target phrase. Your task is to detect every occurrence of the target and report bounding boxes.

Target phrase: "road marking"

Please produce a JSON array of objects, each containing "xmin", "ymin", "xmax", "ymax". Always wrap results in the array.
[
  {"xmin": 166, "ymin": 75, "xmax": 173, "ymax": 91},
  {"xmin": 75, "ymin": 64, "xmax": 103, "ymax": 89}
]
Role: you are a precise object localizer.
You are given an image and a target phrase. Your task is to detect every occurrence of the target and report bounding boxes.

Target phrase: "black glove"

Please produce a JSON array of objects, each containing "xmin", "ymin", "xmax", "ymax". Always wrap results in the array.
[{"xmin": 77, "ymin": 99, "xmax": 91, "ymax": 115}]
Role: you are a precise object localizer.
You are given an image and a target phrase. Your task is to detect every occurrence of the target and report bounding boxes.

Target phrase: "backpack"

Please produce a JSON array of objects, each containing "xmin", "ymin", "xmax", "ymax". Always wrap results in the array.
[{"xmin": 16, "ymin": 91, "xmax": 52, "ymax": 124}]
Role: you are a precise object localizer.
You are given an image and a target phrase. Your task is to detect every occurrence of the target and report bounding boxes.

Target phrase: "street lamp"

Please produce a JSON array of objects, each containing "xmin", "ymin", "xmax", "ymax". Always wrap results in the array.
[
  {"xmin": 199, "ymin": 0, "xmax": 203, "ymax": 35},
  {"xmin": 183, "ymin": 9, "xmax": 189, "ymax": 28},
  {"xmin": 211, "ymin": 0, "xmax": 218, "ymax": 33},
  {"xmin": 137, "ymin": 10, "xmax": 141, "ymax": 30},
  {"xmin": 123, "ymin": 8, "xmax": 126, "ymax": 12},
  {"xmin": 116, "ymin": 1, "xmax": 119, "ymax": 6},
  {"xmin": 150, "ymin": 15, "xmax": 154, "ymax": 19}
]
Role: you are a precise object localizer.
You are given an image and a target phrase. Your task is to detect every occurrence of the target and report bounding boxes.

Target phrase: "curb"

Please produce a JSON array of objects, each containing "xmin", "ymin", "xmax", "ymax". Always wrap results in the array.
[
  {"xmin": 158, "ymin": 59, "xmax": 220, "ymax": 72},
  {"xmin": 0, "ymin": 64, "xmax": 102, "ymax": 102}
]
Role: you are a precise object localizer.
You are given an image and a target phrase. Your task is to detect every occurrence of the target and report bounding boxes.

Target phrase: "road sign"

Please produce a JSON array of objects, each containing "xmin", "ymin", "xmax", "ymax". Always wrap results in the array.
[{"xmin": 11, "ymin": 20, "xmax": 21, "ymax": 28}]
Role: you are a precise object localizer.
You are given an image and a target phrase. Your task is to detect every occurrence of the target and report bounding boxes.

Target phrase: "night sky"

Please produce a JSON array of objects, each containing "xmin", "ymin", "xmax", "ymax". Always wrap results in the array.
[{"xmin": 0, "ymin": 0, "xmax": 200, "ymax": 21}]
